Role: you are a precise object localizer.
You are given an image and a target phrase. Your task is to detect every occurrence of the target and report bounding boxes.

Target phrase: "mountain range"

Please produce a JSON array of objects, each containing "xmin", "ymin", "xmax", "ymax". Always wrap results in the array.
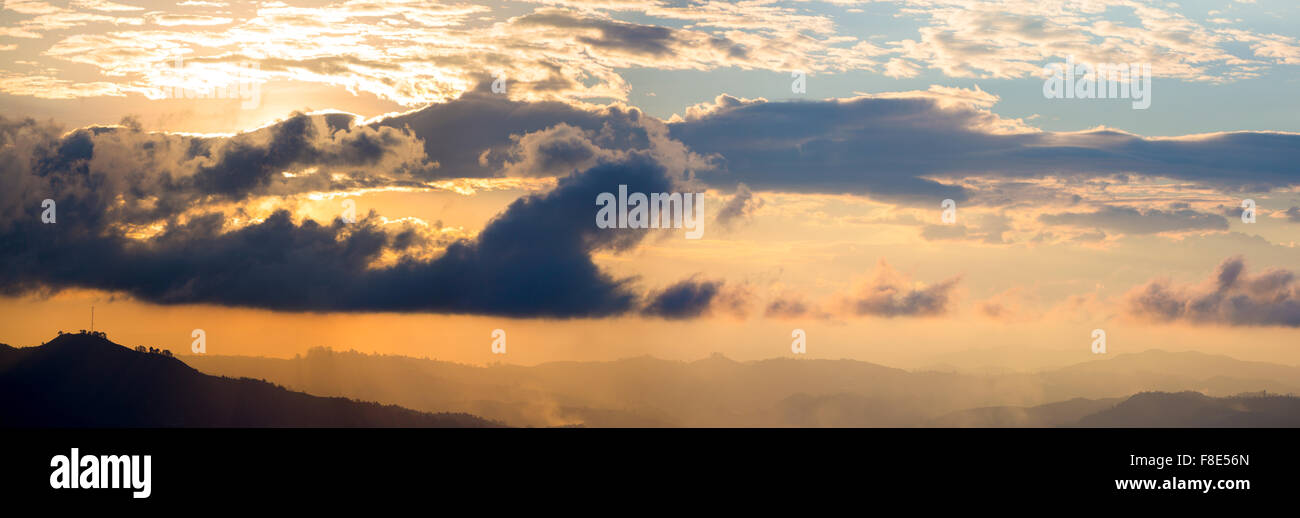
[
  {"xmin": 3, "ymin": 332, "xmax": 1297, "ymax": 427},
  {"xmin": 179, "ymin": 345, "xmax": 1300, "ymax": 427}
]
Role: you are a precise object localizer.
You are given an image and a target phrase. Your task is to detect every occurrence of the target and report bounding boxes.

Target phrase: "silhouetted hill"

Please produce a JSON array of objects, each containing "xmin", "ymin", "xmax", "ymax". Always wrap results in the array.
[
  {"xmin": 1077, "ymin": 391, "xmax": 1300, "ymax": 427},
  {"xmin": 0, "ymin": 334, "xmax": 497, "ymax": 427}
]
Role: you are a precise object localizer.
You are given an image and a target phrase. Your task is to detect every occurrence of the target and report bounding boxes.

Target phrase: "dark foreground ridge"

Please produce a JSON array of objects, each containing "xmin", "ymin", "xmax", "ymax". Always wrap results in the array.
[
  {"xmin": 0, "ymin": 333, "xmax": 498, "ymax": 427},
  {"xmin": 1077, "ymin": 391, "xmax": 1300, "ymax": 427}
]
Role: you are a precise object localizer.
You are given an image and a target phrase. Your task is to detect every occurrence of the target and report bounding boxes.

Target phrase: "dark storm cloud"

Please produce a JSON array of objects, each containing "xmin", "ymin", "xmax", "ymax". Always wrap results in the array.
[
  {"xmin": 1038, "ymin": 206, "xmax": 1229, "ymax": 234},
  {"xmin": 667, "ymin": 96, "xmax": 1300, "ymax": 203},
  {"xmin": 2, "ymin": 140, "xmax": 678, "ymax": 316},
  {"xmin": 191, "ymin": 114, "xmax": 319, "ymax": 197},
  {"xmin": 356, "ymin": 155, "xmax": 674, "ymax": 317},
  {"xmin": 499, "ymin": 123, "xmax": 619, "ymax": 178},
  {"xmin": 0, "ymin": 113, "xmax": 430, "ymax": 232},
  {"xmin": 192, "ymin": 112, "xmax": 433, "ymax": 199},
  {"xmin": 0, "ymin": 111, "xmax": 702, "ymax": 317},
  {"xmin": 374, "ymin": 91, "xmax": 1300, "ymax": 204},
  {"xmin": 643, "ymin": 278, "xmax": 725, "ymax": 319},
  {"xmin": 6, "ymin": 88, "xmax": 1300, "ymax": 319},
  {"xmin": 1126, "ymin": 256, "xmax": 1300, "ymax": 327},
  {"xmin": 665, "ymin": 96, "xmax": 999, "ymax": 203},
  {"xmin": 378, "ymin": 89, "xmax": 654, "ymax": 180}
]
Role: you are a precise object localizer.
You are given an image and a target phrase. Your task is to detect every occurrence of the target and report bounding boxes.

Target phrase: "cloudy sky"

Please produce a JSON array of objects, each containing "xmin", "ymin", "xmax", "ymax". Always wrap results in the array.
[{"xmin": 2, "ymin": 0, "xmax": 1298, "ymax": 368}]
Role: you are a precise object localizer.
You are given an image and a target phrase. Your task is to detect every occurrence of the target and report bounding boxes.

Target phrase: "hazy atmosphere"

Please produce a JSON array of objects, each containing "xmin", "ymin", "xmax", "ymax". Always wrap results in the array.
[{"xmin": 3, "ymin": 0, "xmax": 1300, "ymax": 427}]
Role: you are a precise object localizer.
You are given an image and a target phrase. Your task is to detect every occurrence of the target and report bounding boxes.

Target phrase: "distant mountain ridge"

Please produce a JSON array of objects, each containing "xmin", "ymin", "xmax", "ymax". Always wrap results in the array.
[
  {"xmin": 179, "ymin": 346, "xmax": 1300, "ymax": 427},
  {"xmin": 0, "ymin": 333, "xmax": 497, "ymax": 427}
]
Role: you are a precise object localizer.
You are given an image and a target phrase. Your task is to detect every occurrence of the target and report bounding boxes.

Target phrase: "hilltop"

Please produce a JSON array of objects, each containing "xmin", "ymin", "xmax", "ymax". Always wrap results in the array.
[{"xmin": 0, "ymin": 333, "xmax": 498, "ymax": 427}]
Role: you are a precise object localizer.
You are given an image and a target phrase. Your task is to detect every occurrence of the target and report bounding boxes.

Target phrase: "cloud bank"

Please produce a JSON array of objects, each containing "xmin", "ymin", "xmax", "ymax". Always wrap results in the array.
[{"xmin": 1126, "ymin": 256, "xmax": 1300, "ymax": 327}]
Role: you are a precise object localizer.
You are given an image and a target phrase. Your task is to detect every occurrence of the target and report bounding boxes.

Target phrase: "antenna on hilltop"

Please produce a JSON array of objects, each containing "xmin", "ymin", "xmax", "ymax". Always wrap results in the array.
[{"xmin": 90, "ymin": 305, "xmax": 94, "ymax": 333}]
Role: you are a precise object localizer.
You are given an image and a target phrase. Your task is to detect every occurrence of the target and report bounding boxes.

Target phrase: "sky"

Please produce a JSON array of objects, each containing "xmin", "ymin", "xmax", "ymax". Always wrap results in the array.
[{"xmin": 1, "ymin": 0, "xmax": 1299, "ymax": 369}]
